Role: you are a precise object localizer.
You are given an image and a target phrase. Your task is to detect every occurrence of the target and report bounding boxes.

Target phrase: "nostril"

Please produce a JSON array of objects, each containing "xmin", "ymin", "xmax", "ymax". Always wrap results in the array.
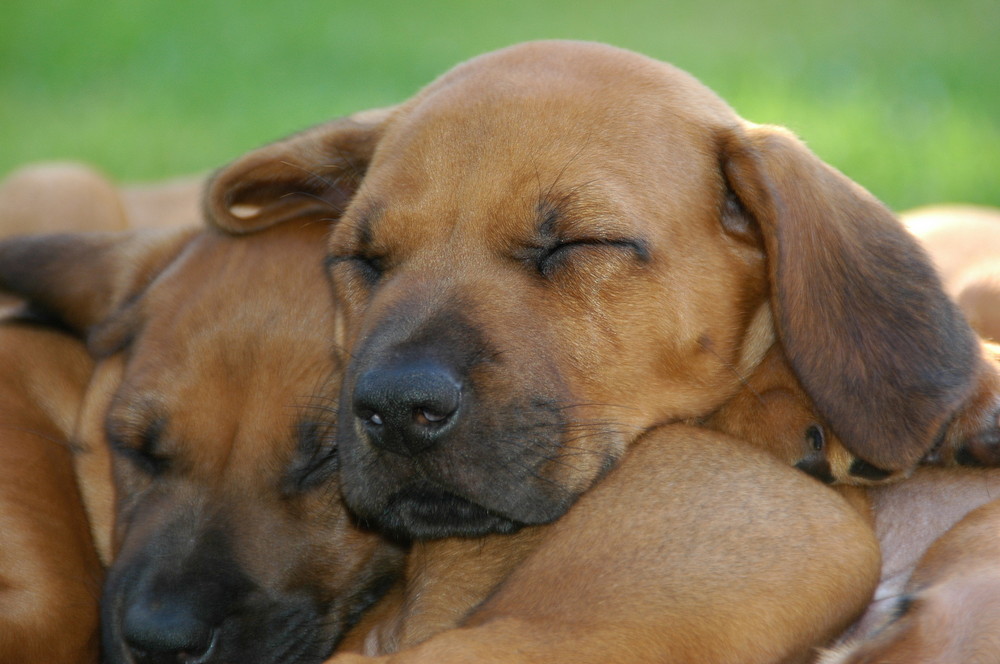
[
  {"xmin": 127, "ymin": 630, "xmax": 218, "ymax": 664},
  {"xmin": 414, "ymin": 406, "xmax": 450, "ymax": 426},
  {"xmin": 352, "ymin": 360, "xmax": 463, "ymax": 454},
  {"xmin": 123, "ymin": 597, "xmax": 217, "ymax": 664}
]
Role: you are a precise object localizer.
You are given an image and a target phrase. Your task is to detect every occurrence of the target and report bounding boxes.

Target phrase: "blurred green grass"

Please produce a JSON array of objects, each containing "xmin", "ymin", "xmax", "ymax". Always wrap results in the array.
[{"xmin": 2, "ymin": 0, "xmax": 997, "ymax": 210}]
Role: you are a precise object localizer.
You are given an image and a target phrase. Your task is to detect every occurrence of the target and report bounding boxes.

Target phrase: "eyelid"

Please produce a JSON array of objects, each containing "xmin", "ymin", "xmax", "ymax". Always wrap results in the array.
[
  {"xmin": 325, "ymin": 252, "xmax": 385, "ymax": 284},
  {"xmin": 286, "ymin": 419, "xmax": 339, "ymax": 494},
  {"xmin": 106, "ymin": 418, "xmax": 169, "ymax": 475},
  {"xmin": 537, "ymin": 237, "xmax": 650, "ymax": 277}
]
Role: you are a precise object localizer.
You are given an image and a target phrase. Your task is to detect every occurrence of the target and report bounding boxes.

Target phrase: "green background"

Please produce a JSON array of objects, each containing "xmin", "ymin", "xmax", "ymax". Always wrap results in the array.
[{"xmin": 2, "ymin": 0, "xmax": 997, "ymax": 210}]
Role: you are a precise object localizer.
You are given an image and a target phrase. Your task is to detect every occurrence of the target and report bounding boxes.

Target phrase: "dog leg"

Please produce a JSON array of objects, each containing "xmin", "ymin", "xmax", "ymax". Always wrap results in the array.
[
  {"xmin": 0, "ymin": 323, "xmax": 102, "ymax": 664},
  {"xmin": 328, "ymin": 425, "xmax": 879, "ymax": 664}
]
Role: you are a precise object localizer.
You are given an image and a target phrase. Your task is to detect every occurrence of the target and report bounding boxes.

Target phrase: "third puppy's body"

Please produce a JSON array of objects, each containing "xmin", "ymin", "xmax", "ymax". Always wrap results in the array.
[{"xmin": 821, "ymin": 470, "xmax": 1000, "ymax": 664}]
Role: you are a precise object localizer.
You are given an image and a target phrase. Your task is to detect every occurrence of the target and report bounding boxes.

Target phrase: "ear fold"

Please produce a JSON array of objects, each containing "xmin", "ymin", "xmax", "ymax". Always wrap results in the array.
[
  {"xmin": 0, "ymin": 228, "xmax": 194, "ymax": 342},
  {"xmin": 205, "ymin": 106, "xmax": 396, "ymax": 234},
  {"xmin": 720, "ymin": 123, "xmax": 980, "ymax": 471}
]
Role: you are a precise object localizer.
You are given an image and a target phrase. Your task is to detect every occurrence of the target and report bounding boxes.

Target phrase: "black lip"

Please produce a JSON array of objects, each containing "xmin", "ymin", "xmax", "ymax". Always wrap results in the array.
[{"xmin": 378, "ymin": 483, "xmax": 526, "ymax": 540}]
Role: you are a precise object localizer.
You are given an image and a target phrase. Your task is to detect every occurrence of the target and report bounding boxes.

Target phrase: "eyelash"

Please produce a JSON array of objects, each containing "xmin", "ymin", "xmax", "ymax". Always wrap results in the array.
[
  {"xmin": 287, "ymin": 421, "xmax": 340, "ymax": 494},
  {"xmin": 537, "ymin": 239, "xmax": 646, "ymax": 277},
  {"xmin": 328, "ymin": 254, "xmax": 385, "ymax": 285},
  {"xmin": 108, "ymin": 428, "xmax": 169, "ymax": 476}
]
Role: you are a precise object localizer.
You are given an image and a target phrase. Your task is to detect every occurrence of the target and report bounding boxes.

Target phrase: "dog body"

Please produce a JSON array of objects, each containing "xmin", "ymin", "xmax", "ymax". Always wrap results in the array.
[
  {"xmin": 0, "ymin": 221, "xmax": 405, "ymax": 664},
  {"xmin": 0, "ymin": 321, "xmax": 103, "ymax": 664},
  {"xmin": 903, "ymin": 204, "xmax": 1000, "ymax": 342},
  {"xmin": 0, "ymin": 162, "xmax": 202, "ymax": 235},
  {"xmin": 820, "ymin": 469, "xmax": 1000, "ymax": 663},
  {"xmin": 0, "ymin": 161, "xmax": 174, "ymax": 663}
]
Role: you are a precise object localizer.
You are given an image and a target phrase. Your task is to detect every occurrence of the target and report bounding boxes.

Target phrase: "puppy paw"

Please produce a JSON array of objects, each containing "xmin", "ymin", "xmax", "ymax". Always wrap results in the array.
[{"xmin": 924, "ymin": 342, "xmax": 1000, "ymax": 468}]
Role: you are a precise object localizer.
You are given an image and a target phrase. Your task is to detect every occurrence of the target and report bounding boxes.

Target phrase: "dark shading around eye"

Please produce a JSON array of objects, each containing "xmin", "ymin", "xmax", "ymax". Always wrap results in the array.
[
  {"xmin": 891, "ymin": 594, "xmax": 917, "ymax": 621},
  {"xmin": 286, "ymin": 419, "xmax": 339, "ymax": 493},
  {"xmin": 325, "ymin": 253, "xmax": 385, "ymax": 285},
  {"xmin": 107, "ymin": 416, "xmax": 169, "ymax": 476}
]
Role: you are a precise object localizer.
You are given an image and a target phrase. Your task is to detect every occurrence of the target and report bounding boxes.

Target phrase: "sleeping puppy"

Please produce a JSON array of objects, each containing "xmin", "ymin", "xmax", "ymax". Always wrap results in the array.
[
  {"xmin": 0, "ymin": 221, "xmax": 404, "ymax": 664},
  {"xmin": 197, "ymin": 40, "xmax": 1000, "ymax": 661},
  {"xmin": 206, "ymin": 41, "xmax": 988, "ymax": 547}
]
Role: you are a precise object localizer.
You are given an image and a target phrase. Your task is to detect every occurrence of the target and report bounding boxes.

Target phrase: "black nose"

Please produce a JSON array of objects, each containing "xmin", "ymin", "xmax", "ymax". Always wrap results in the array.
[
  {"xmin": 122, "ymin": 593, "xmax": 217, "ymax": 664},
  {"xmin": 353, "ymin": 360, "xmax": 462, "ymax": 456}
]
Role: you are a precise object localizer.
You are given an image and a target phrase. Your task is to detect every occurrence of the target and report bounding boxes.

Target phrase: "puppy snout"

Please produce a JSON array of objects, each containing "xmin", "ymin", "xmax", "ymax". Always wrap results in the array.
[
  {"xmin": 353, "ymin": 360, "xmax": 463, "ymax": 456},
  {"xmin": 122, "ymin": 594, "xmax": 217, "ymax": 664}
]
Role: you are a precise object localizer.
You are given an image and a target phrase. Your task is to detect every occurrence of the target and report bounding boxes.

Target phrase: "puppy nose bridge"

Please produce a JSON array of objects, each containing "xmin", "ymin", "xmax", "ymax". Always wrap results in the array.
[{"xmin": 352, "ymin": 359, "xmax": 463, "ymax": 456}]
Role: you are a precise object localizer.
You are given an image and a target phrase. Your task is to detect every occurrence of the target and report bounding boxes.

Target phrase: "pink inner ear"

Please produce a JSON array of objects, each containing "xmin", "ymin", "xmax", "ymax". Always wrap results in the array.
[{"xmin": 229, "ymin": 203, "xmax": 262, "ymax": 220}]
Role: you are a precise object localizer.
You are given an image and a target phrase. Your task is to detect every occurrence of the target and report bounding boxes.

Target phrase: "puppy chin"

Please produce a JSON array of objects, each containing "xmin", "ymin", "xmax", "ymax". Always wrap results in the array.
[
  {"xmin": 341, "ymin": 466, "xmax": 575, "ymax": 541},
  {"xmin": 377, "ymin": 483, "xmax": 527, "ymax": 540}
]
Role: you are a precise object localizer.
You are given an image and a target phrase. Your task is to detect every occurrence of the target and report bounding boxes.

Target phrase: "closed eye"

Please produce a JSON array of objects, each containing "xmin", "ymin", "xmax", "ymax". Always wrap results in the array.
[
  {"xmin": 325, "ymin": 253, "xmax": 385, "ymax": 285},
  {"xmin": 107, "ymin": 418, "xmax": 169, "ymax": 476},
  {"xmin": 285, "ymin": 419, "xmax": 339, "ymax": 494},
  {"xmin": 537, "ymin": 238, "xmax": 649, "ymax": 278}
]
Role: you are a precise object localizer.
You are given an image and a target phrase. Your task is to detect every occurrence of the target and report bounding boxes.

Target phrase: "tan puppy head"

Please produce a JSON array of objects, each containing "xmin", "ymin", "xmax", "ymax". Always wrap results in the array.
[
  {"xmin": 0, "ymin": 224, "xmax": 403, "ymax": 664},
  {"xmin": 208, "ymin": 41, "xmax": 979, "ymax": 540}
]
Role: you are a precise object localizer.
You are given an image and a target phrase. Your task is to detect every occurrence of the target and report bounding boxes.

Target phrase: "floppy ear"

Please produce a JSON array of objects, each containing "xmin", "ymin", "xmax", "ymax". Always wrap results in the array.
[
  {"xmin": 720, "ymin": 123, "xmax": 980, "ymax": 471},
  {"xmin": 0, "ymin": 228, "xmax": 194, "ymax": 344},
  {"xmin": 206, "ymin": 106, "xmax": 396, "ymax": 234}
]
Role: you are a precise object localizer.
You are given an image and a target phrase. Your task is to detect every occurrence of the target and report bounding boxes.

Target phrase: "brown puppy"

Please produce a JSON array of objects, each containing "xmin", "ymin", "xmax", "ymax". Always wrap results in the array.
[
  {"xmin": 0, "ymin": 222, "xmax": 404, "ymax": 664},
  {"xmin": 207, "ymin": 41, "xmax": 984, "ymax": 545},
  {"xmin": 904, "ymin": 204, "xmax": 1000, "ymax": 342},
  {"xmin": 0, "ymin": 321, "xmax": 103, "ymax": 664},
  {"xmin": 820, "ymin": 469, "xmax": 1000, "ymax": 664},
  {"xmin": 331, "ymin": 425, "xmax": 879, "ymax": 664}
]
